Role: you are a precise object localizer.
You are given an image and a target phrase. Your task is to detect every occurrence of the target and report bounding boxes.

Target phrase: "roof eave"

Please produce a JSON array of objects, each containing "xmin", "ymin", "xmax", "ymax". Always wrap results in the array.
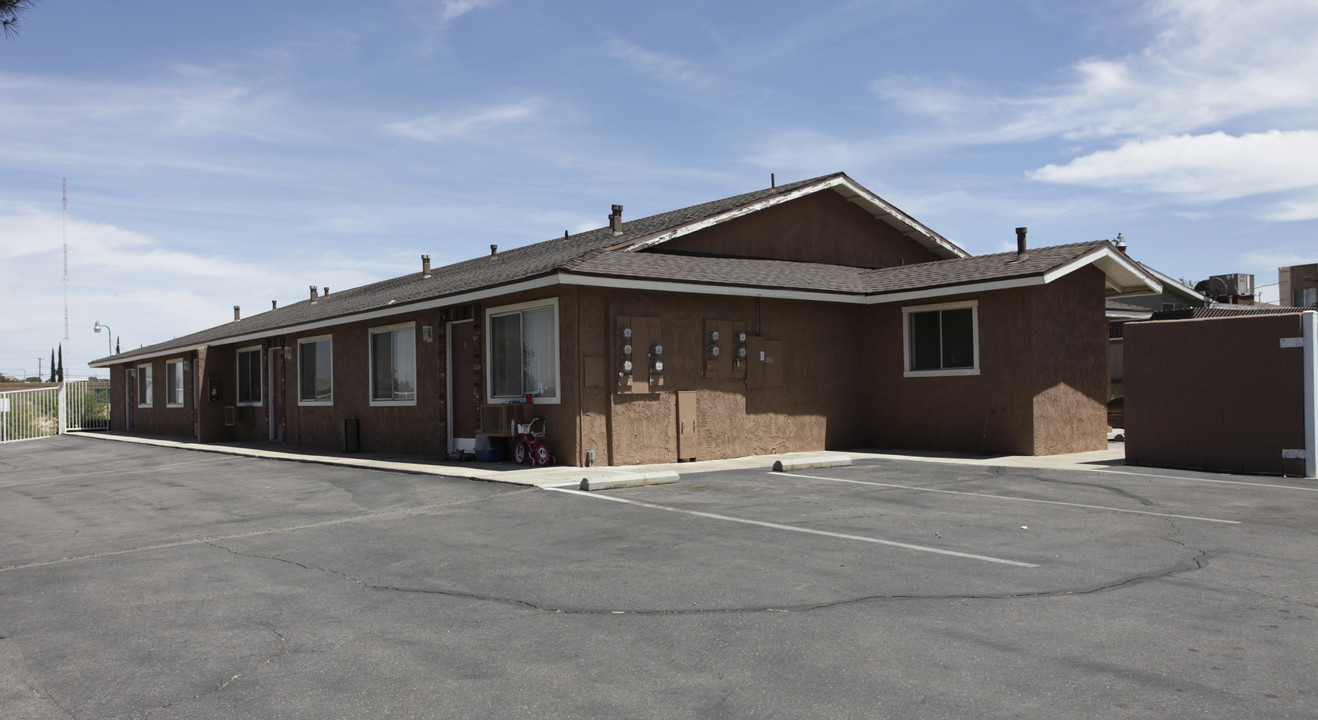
[
  {"xmin": 1043, "ymin": 245, "xmax": 1163, "ymax": 298},
  {"xmin": 1139, "ymin": 263, "xmax": 1209, "ymax": 303}
]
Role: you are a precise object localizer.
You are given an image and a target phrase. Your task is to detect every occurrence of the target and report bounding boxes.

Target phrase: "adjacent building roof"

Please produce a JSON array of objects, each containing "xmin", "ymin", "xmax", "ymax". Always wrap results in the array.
[
  {"xmin": 1150, "ymin": 304, "xmax": 1307, "ymax": 321},
  {"xmin": 1137, "ymin": 263, "xmax": 1206, "ymax": 305},
  {"xmin": 1106, "ymin": 300, "xmax": 1154, "ymax": 322},
  {"xmin": 91, "ymin": 173, "xmax": 1161, "ymax": 368}
]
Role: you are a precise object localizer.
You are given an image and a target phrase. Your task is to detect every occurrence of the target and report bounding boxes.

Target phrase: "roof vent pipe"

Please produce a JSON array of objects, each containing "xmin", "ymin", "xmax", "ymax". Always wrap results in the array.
[
  {"xmin": 1114, "ymin": 232, "xmax": 1127, "ymax": 255},
  {"xmin": 310, "ymin": 285, "xmax": 318, "ymax": 303},
  {"xmin": 1015, "ymin": 227, "xmax": 1029, "ymax": 262},
  {"xmin": 272, "ymin": 300, "xmax": 277, "ymax": 311},
  {"xmin": 234, "ymin": 305, "xmax": 241, "ymax": 321},
  {"xmin": 610, "ymin": 204, "xmax": 623, "ymax": 236},
  {"xmin": 322, "ymin": 287, "xmax": 329, "ymax": 297},
  {"xmin": 490, "ymin": 244, "xmax": 498, "ymax": 257},
  {"xmin": 422, "ymin": 254, "xmax": 431, "ymax": 278}
]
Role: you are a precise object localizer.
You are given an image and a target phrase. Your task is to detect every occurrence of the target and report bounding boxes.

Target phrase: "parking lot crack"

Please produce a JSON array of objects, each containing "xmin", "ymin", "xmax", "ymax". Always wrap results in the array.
[
  {"xmin": 1031, "ymin": 474, "xmax": 1156, "ymax": 506},
  {"xmin": 140, "ymin": 607, "xmax": 289, "ymax": 720}
]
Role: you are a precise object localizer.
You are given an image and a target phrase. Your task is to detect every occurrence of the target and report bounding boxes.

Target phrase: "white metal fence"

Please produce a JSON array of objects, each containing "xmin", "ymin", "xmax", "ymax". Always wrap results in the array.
[{"xmin": 0, "ymin": 379, "xmax": 111, "ymax": 443}]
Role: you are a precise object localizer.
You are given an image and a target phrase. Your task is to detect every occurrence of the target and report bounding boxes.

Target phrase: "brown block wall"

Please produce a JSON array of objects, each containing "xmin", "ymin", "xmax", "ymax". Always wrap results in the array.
[
  {"xmin": 110, "ymin": 354, "xmax": 196, "ymax": 439},
  {"xmin": 863, "ymin": 267, "xmax": 1107, "ymax": 456},
  {"xmin": 573, "ymin": 286, "xmax": 867, "ymax": 467},
  {"xmin": 1030, "ymin": 268, "xmax": 1109, "ymax": 455},
  {"xmin": 1125, "ymin": 314, "xmax": 1307, "ymax": 475}
]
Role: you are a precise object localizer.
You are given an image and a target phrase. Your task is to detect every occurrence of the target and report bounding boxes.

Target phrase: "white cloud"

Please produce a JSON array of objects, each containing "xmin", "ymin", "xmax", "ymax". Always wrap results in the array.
[
  {"xmin": 0, "ymin": 208, "xmax": 296, "ymax": 377},
  {"xmin": 1029, "ymin": 130, "xmax": 1318, "ymax": 201},
  {"xmin": 384, "ymin": 99, "xmax": 544, "ymax": 142},
  {"xmin": 440, "ymin": 0, "xmax": 502, "ymax": 22},
  {"xmin": 861, "ymin": 0, "xmax": 1318, "ymax": 217},
  {"xmin": 603, "ymin": 39, "xmax": 715, "ymax": 90},
  {"xmin": 1261, "ymin": 194, "xmax": 1318, "ymax": 222},
  {"xmin": 1238, "ymin": 249, "xmax": 1318, "ymax": 271}
]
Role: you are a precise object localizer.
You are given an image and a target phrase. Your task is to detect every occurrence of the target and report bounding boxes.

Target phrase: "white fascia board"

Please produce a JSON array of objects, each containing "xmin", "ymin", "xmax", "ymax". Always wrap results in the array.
[
  {"xmin": 557, "ymin": 273, "xmax": 867, "ymax": 304},
  {"xmin": 624, "ymin": 176, "xmax": 969, "ymax": 260},
  {"xmin": 863, "ymin": 276, "xmax": 1045, "ymax": 305},
  {"xmin": 1043, "ymin": 246, "xmax": 1162, "ymax": 297},
  {"xmin": 625, "ymin": 179, "xmax": 845, "ymax": 252},
  {"xmin": 829, "ymin": 178, "xmax": 970, "ymax": 259},
  {"xmin": 563, "ymin": 272, "xmax": 1043, "ymax": 306},
  {"xmin": 1106, "ymin": 309, "xmax": 1153, "ymax": 320},
  {"xmin": 91, "ymin": 275, "xmax": 565, "ymax": 368}
]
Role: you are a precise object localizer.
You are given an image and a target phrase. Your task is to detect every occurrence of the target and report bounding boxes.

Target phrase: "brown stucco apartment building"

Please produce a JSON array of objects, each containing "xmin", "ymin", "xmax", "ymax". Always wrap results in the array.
[{"xmin": 91, "ymin": 173, "xmax": 1160, "ymax": 466}]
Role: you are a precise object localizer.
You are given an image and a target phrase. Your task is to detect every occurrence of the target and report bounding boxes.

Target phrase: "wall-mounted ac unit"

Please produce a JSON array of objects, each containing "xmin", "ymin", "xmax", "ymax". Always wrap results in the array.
[{"xmin": 224, "ymin": 406, "xmax": 236, "ymax": 426}]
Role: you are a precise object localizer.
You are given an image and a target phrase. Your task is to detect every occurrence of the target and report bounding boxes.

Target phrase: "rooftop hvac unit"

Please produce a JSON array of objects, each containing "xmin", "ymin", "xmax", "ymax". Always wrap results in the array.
[{"xmin": 1209, "ymin": 273, "xmax": 1254, "ymax": 297}]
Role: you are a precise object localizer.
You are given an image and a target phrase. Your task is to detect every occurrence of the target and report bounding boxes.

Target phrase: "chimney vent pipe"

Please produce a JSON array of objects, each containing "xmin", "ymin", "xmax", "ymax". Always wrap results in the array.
[
  {"xmin": 422, "ymin": 254, "xmax": 431, "ymax": 278},
  {"xmin": 1114, "ymin": 232, "xmax": 1127, "ymax": 255},
  {"xmin": 610, "ymin": 204, "xmax": 623, "ymax": 236},
  {"xmin": 490, "ymin": 244, "xmax": 498, "ymax": 257},
  {"xmin": 272, "ymin": 300, "xmax": 277, "ymax": 311},
  {"xmin": 310, "ymin": 285, "xmax": 318, "ymax": 302},
  {"xmin": 234, "ymin": 305, "xmax": 240, "ymax": 321},
  {"xmin": 322, "ymin": 287, "xmax": 329, "ymax": 297},
  {"xmin": 1015, "ymin": 227, "xmax": 1029, "ymax": 262}
]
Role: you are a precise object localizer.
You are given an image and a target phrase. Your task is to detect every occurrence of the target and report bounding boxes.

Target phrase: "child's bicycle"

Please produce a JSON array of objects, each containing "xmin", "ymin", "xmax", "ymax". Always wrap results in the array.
[{"xmin": 513, "ymin": 417, "xmax": 553, "ymax": 466}]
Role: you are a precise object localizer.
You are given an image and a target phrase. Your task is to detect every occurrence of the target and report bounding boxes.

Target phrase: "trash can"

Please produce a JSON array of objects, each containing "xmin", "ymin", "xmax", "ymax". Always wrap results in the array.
[{"xmin": 344, "ymin": 418, "xmax": 360, "ymax": 453}]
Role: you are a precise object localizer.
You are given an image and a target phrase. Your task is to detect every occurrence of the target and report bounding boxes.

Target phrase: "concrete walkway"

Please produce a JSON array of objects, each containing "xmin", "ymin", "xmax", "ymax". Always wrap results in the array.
[{"xmin": 70, "ymin": 431, "xmax": 1128, "ymax": 487}]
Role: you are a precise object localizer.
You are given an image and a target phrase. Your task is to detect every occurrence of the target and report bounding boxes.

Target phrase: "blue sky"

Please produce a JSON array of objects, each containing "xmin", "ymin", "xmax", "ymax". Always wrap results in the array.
[{"xmin": 3, "ymin": 0, "xmax": 1316, "ymax": 378}]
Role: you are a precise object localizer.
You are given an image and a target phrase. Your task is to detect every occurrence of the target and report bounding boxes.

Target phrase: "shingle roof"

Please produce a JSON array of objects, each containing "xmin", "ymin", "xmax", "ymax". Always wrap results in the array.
[
  {"xmin": 93, "ymin": 174, "xmax": 837, "ymax": 364},
  {"xmin": 90, "ymin": 176, "xmax": 1134, "ymax": 367},
  {"xmin": 1106, "ymin": 300, "xmax": 1151, "ymax": 314},
  {"xmin": 565, "ymin": 241, "xmax": 1114, "ymax": 297}
]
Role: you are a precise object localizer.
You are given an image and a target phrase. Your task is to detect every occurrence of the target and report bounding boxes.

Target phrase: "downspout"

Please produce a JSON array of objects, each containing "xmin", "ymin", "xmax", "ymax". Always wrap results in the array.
[
  {"xmin": 1304, "ymin": 310, "xmax": 1316, "ymax": 479},
  {"xmin": 577, "ymin": 285, "xmax": 584, "ymax": 467}
]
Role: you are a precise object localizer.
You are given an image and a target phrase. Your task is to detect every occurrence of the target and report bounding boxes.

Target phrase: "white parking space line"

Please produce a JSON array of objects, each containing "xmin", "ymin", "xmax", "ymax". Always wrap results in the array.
[
  {"xmin": 1094, "ymin": 468, "xmax": 1318, "ymax": 493},
  {"xmin": 776, "ymin": 472, "xmax": 1241, "ymax": 525},
  {"xmin": 542, "ymin": 487, "xmax": 1039, "ymax": 568}
]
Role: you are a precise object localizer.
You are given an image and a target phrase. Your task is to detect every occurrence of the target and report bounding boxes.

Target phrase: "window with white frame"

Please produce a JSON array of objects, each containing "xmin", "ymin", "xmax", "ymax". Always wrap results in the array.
[
  {"xmin": 903, "ymin": 300, "xmax": 979, "ymax": 376},
  {"xmin": 136, "ymin": 363, "xmax": 153, "ymax": 407},
  {"xmin": 487, "ymin": 299, "xmax": 559, "ymax": 403},
  {"xmin": 236, "ymin": 346, "xmax": 262, "ymax": 406},
  {"xmin": 166, "ymin": 359, "xmax": 185, "ymax": 407},
  {"xmin": 298, "ymin": 336, "xmax": 333, "ymax": 405},
  {"xmin": 369, "ymin": 324, "xmax": 416, "ymax": 404}
]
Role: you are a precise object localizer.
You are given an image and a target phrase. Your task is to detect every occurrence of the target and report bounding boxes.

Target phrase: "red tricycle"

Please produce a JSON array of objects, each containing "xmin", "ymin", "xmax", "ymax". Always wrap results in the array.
[{"xmin": 513, "ymin": 418, "xmax": 553, "ymax": 466}]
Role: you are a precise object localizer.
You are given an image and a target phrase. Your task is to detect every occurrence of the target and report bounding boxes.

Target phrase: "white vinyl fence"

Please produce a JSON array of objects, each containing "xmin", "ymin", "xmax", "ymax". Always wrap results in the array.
[{"xmin": 0, "ymin": 380, "xmax": 111, "ymax": 443}]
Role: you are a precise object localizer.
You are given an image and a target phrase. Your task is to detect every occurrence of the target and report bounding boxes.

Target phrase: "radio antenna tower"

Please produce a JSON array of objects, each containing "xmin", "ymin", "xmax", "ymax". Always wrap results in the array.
[{"xmin": 62, "ymin": 178, "xmax": 70, "ymax": 342}]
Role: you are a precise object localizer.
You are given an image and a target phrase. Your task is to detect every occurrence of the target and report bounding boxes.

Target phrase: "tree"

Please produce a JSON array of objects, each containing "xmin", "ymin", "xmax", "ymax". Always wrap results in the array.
[
  {"xmin": 1, "ymin": 0, "xmax": 35, "ymax": 38},
  {"xmin": 56, "ymin": 345, "xmax": 64, "ymax": 382},
  {"xmin": 48, "ymin": 348, "xmax": 55, "ymax": 382}
]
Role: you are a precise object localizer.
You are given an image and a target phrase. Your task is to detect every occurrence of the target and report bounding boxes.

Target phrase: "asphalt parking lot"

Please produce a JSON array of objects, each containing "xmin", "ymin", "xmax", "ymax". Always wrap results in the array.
[{"xmin": 2, "ymin": 436, "xmax": 1316, "ymax": 719}]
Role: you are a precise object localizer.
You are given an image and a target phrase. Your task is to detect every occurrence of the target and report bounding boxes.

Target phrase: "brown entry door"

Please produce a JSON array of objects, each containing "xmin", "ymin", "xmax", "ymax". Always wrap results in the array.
[
  {"xmin": 450, "ymin": 321, "xmax": 477, "ymax": 452},
  {"xmin": 678, "ymin": 391, "xmax": 697, "ymax": 461}
]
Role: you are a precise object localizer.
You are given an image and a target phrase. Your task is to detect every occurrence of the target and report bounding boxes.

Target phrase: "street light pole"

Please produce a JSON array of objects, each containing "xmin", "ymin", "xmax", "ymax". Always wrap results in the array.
[{"xmin": 93, "ymin": 321, "xmax": 113, "ymax": 356}]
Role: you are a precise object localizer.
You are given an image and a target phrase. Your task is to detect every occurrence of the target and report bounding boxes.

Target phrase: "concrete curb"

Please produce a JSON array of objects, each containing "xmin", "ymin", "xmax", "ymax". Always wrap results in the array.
[
  {"xmin": 578, "ymin": 471, "xmax": 680, "ymax": 491},
  {"xmin": 771, "ymin": 455, "xmax": 853, "ymax": 472}
]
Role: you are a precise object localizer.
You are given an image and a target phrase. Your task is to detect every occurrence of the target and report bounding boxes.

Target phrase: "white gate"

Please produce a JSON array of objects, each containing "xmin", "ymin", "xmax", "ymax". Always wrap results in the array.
[{"xmin": 0, "ymin": 379, "xmax": 111, "ymax": 443}]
